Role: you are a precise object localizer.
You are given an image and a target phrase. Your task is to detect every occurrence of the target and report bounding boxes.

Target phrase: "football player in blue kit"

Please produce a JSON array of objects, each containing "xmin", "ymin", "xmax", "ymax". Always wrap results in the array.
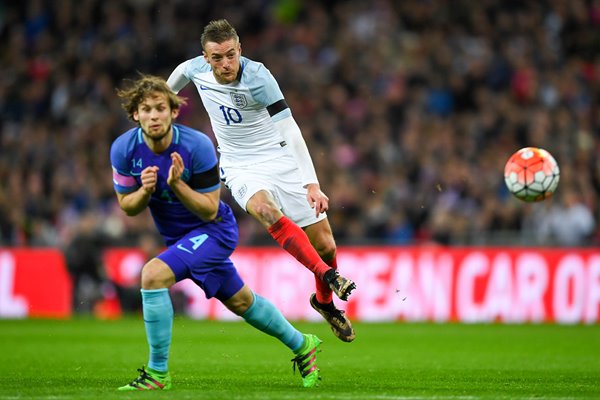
[
  {"xmin": 110, "ymin": 75, "xmax": 321, "ymax": 390},
  {"xmin": 167, "ymin": 19, "xmax": 356, "ymax": 343}
]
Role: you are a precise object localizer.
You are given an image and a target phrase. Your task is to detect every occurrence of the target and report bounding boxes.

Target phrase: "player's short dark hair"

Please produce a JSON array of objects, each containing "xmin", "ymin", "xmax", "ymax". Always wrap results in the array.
[
  {"xmin": 201, "ymin": 19, "xmax": 239, "ymax": 50},
  {"xmin": 116, "ymin": 74, "xmax": 187, "ymax": 122}
]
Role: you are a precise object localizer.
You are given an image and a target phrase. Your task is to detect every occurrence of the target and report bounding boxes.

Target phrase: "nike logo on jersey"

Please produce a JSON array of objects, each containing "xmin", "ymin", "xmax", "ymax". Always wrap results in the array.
[
  {"xmin": 129, "ymin": 170, "xmax": 142, "ymax": 176},
  {"xmin": 177, "ymin": 244, "xmax": 193, "ymax": 254},
  {"xmin": 200, "ymin": 84, "xmax": 210, "ymax": 90}
]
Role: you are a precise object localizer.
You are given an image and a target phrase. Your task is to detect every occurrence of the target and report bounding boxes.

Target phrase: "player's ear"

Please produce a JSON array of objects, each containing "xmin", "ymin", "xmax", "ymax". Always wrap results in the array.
[
  {"xmin": 171, "ymin": 108, "xmax": 180, "ymax": 119},
  {"xmin": 133, "ymin": 111, "xmax": 139, "ymax": 122}
]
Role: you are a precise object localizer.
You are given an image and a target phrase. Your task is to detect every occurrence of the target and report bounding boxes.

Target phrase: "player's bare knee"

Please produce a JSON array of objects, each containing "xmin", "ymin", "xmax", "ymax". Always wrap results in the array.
[
  {"xmin": 249, "ymin": 202, "xmax": 282, "ymax": 226},
  {"xmin": 222, "ymin": 285, "xmax": 254, "ymax": 315},
  {"xmin": 230, "ymin": 299, "xmax": 252, "ymax": 316},
  {"xmin": 141, "ymin": 261, "xmax": 172, "ymax": 290},
  {"xmin": 140, "ymin": 268, "xmax": 161, "ymax": 289}
]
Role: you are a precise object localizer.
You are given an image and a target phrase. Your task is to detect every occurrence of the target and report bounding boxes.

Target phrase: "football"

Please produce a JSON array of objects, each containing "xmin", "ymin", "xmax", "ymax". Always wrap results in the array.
[{"xmin": 504, "ymin": 147, "xmax": 560, "ymax": 202}]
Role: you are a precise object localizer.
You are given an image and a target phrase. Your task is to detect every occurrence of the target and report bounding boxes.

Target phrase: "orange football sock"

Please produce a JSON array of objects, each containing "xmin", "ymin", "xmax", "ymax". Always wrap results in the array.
[
  {"xmin": 315, "ymin": 255, "xmax": 336, "ymax": 304},
  {"xmin": 267, "ymin": 216, "xmax": 332, "ymax": 280}
]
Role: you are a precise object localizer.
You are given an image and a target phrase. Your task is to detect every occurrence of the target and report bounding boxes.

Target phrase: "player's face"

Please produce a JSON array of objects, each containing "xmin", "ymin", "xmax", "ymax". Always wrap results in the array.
[
  {"xmin": 203, "ymin": 39, "xmax": 242, "ymax": 84},
  {"xmin": 133, "ymin": 92, "xmax": 179, "ymax": 143}
]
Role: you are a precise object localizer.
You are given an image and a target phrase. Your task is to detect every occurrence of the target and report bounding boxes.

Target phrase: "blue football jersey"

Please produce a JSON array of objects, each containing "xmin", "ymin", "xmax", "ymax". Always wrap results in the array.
[{"xmin": 110, "ymin": 123, "xmax": 236, "ymax": 245}]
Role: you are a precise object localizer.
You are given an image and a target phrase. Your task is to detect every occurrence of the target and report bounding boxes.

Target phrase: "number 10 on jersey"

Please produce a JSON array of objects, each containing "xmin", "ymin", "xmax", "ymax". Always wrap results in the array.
[{"xmin": 219, "ymin": 106, "xmax": 242, "ymax": 125}]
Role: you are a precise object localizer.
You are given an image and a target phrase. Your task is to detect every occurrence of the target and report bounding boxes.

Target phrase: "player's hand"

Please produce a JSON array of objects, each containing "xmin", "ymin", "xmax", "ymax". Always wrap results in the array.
[
  {"xmin": 167, "ymin": 152, "xmax": 184, "ymax": 187},
  {"xmin": 140, "ymin": 166, "xmax": 159, "ymax": 194},
  {"xmin": 306, "ymin": 183, "xmax": 329, "ymax": 216}
]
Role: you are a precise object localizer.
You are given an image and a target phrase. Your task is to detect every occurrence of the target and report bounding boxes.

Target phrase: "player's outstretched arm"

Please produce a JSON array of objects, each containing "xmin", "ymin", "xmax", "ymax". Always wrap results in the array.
[
  {"xmin": 273, "ymin": 115, "xmax": 328, "ymax": 215},
  {"xmin": 115, "ymin": 166, "xmax": 159, "ymax": 216},
  {"xmin": 273, "ymin": 115, "xmax": 319, "ymax": 186},
  {"xmin": 167, "ymin": 152, "xmax": 220, "ymax": 221},
  {"xmin": 166, "ymin": 61, "xmax": 191, "ymax": 94}
]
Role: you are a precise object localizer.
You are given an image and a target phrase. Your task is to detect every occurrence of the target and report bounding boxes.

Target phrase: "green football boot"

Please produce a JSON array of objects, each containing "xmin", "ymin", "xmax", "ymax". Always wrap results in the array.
[
  {"xmin": 291, "ymin": 334, "xmax": 322, "ymax": 388},
  {"xmin": 118, "ymin": 366, "xmax": 172, "ymax": 391}
]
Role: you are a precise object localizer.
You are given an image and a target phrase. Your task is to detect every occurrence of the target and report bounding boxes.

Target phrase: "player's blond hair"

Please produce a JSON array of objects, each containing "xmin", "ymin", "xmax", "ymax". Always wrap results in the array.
[
  {"xmin": 117, "ymin": 74, "xmax": 187, "ymax": 122},
  {"xmin": 201, "ymin": 19, "xmax": 239, "ymax": 49}
]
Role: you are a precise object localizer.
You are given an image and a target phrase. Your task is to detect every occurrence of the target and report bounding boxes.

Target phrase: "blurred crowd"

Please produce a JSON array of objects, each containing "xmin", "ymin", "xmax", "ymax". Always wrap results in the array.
[{"xmin": 1, "ymin": 0, "xmax": 599, "ymax": 257}]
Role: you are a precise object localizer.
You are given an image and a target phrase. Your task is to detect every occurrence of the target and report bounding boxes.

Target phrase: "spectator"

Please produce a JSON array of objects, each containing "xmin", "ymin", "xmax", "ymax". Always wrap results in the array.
[
  {"xmin": 527, "ymin": 187, "xmax": 596, "ymax": 246},
  {"xmin": 63, "ymin": 211, "xmax": 110, "ymax": 313},
  {"xmin": 0, "ymin": 0, "xmax": 597, "ymax": 247}
]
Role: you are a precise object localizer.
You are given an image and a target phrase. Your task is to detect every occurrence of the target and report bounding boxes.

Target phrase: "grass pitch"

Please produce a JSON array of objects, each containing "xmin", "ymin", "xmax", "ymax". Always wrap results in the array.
[{"xmin": 0, "ymin": 317, "xmax": 598, "ymax": 400}]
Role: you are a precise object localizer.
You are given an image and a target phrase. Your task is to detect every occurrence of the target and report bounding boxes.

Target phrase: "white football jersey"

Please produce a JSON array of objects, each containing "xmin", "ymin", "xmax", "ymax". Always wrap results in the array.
[{"xmin": 170, "ymin": 56, "xmax": 292, "ymax": 168}]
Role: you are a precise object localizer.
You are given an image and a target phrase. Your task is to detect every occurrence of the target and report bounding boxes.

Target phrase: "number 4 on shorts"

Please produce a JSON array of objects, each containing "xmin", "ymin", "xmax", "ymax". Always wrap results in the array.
[{"xmin": 176, "ymin": 234, "xmax": 208, "ymax": 254}]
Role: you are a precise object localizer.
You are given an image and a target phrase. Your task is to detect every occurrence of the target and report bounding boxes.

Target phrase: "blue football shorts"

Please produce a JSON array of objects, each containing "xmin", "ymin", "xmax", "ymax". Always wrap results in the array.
[{"xmin": 157, "ymin": 224, "xmax": 244, "ymax": 302}]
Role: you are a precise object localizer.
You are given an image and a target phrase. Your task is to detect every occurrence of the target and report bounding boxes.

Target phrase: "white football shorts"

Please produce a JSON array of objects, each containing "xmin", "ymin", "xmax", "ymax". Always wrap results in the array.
[{"xmin": 220, "ymin": 154, "xmax": 327, "ymax": 228}]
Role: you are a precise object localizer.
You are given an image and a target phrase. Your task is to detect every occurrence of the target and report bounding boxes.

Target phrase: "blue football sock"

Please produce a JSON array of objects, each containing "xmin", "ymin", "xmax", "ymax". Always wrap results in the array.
[
  {"xmin": 141, "ymin": 288, "xmax": 173, "ymax": 373},
  {"xmin": 241, "ymin": 292, "xmax": 304, "ymax": 352}
]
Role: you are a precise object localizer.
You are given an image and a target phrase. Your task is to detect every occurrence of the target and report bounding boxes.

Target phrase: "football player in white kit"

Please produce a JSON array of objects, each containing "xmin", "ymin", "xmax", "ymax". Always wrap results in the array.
[{"xmin": 167, "ymin": 19, "xmax": 356, "ymax": 342}]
